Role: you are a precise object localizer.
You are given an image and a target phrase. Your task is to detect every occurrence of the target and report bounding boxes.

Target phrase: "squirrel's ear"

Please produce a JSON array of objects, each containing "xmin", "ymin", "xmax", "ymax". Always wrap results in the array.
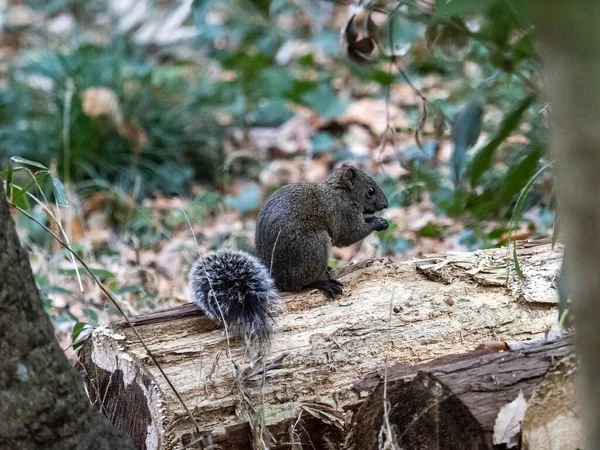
[{"xmin": 341, "ymin": 166, "xmax": 356, "ymax": 189}]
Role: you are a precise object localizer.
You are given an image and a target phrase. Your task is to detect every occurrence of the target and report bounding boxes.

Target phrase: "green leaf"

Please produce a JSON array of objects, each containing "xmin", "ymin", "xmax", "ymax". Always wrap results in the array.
[
  {"xmin": 451, "ymin": 96, "xmax": 484, "ymax": 185},
  {"xmin": 507, "ymin": 161, "xmax": 553, "ymax": 263},
  {"xmin": 371, "ymin": 70, "xmax": 396, "ymax": 86},
  {"xmin": 41, "ymin": 285, "xmax": 73, "ymax": 295},
  {"xmin": 452, "ymin": 97, "xmax": 484, "ymax": 151},
  {"xmin": 511, "ymin": 161, "xmax": 553, "ymax": 220},
  {"xmin": 8, "ymin": 187, "xmax": 31, "ymax": 210},
  {"xmin": 498, "ymin": 147, "xmax": 543, "ymax": 202},
  {"xmin": 52, "ymin": 178, "xmax": 69, "ymax": 206},
  {"xmin": 10, "ymin": 156, "xmax": 48, "ymax": 170},
  {"xmin": 469, "ymin": 95, "xmax": 535, "ymax": 187},
  {"xmin": 246, "ymin": 0, "xmax": 270, "ymax": 16},
  {"xmin": 60, "ymin": 267, "xmax": 115, "ymax": 279},
  {"xmin": 71, "ymin": 321, "xmax": 87, "ymax": 344},
  {"xmin": 0, "ymin": 167, "xmax": 25, "ymax": 178},
  {"xmin": 300, "ymin": 84, "xmax": 349, "ymax": 121},
  {"xmin": 225, "ymin": 185, "xmax": 261, "ymax": 213},
  {"xmin": 83, "ymin": 308, "xmax": 99, "ymax": 326},
  {"xmin": 512, "ymin": 32, "xmax": 535, "ymax": 67},
  {"xmin": 115, "ymin": 285, "xmax": 143, "ymax": 295},
  {"xmin": 6, "ymin": 163, "xmax": 13, "ymax": 201},
  {"xmin": 253, "ymin": 99, "xmax": 294, "ymax": 126},
  {"xmin": 512, "ymin": 242, "xmax": 523, "ymax": 280},
  {"xmin": 71, "ymin": 321, "xmax": 94, "ymax": 349},
  {"xmin": 418, "ymin": 223, "xmax": 444, "ymax": 239},
  {"xmin": 435, "ymin": 0, "xmax": 499, "ymax": 18},
  {"xmin": 382, "ymin": 15, "xmax": 420, "ymax": 54},
  {"xmin": 257, "ymin": 68, "xmax": 294, "ymax": 99},
  {"xmin": 311, "ymin": 133, "xmax": 337, "ymax": 154},
  {"xmin": 488, "ymin": 226, "xmax": 508, "ymax": 240}
]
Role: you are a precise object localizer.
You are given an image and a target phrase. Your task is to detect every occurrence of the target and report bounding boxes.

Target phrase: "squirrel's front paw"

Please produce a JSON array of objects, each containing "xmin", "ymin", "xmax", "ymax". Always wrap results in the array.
[{"xmin": 370, "ymin": 217, "xmax": 389, "ymax": 231}]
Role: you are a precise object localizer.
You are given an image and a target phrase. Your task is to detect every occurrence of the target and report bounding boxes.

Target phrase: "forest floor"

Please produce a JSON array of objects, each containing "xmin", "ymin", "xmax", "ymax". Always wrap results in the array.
[{"xmin": 2, "ymin": 1, "xmax": 553, "ymax": 360}]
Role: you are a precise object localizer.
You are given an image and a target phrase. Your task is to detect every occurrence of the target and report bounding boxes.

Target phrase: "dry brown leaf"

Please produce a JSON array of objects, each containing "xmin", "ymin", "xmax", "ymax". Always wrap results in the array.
[
  {"xmin": 6, "ymin": 5, "xmax": 42, "ymax": 27},
  {"xmin": 342, "ymin": 13, "xmax": 378, "ymax": 66},
  {"xmin": 303, "ymin": 158, "xmax": 330, "ymax": 183},
  {"xmin": 259, "ymin": 160, "xmax": 302, "ymax": 187},
  {"xmin": 391, "ymin": 83, "xmax": 422, "ymax": 107},
  {"xmin": 376, "ymin": 160, "xmax": 409, "ymax": 179},
  {"xmin": 476, "ymin": 341, "xmax": 510, "ymax": 352},
  {"xmin": 81, "ymin": 87, "xmax": 123, "ymax": 126},
  {"xmin": 118, "ymin": 122, "xmax": 148, "ymax": 155},
  {"xmin": 505, "ymin": 134, "xmax": 530, "ymax": 145},
  {"xmin": 81, "ymin": 87, "xmax": 147, "ymax": 153},
  {"xmin": 249, "ymin": 110, "xmax": 319, "ymax": 155},
  {"xmin": 345, "ymin": 124, "xmax": 374, "ymax": 157},
  {"xmin": 493, "ymin": 390, "xmax": 528, "ymax": 448},
  {"xmin": 338, "ymin": 98, "xmax": 409, "ymax": 135}
]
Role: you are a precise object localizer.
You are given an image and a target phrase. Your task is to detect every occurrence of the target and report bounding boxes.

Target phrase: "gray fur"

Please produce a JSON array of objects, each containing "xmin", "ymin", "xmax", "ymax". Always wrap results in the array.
[
  {"xmin": 188, "ymin": 249, "xmax": 280, "ymax": 348},
  {"xmin": 188, "ymin": 166, "xmax": 388, "ymax": 347},
  {"xmin": 255, "ymin": 165, "xmax": 388, "ymax": 296}
]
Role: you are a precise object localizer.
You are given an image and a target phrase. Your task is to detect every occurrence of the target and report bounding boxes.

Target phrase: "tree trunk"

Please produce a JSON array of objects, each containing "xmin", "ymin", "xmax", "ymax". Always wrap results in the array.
[
  {"xmin": 78, "ymin": 240, "xmax": 561, "ymax": 449},
  {"xmin": 0, "ymin": 183, "xmax": 136, "ymax": 450},
  {"xmin": 532, "ymin": 3, "xmax": 600, "ymax": 448},
  {"xmin": 346, "ymin": 336, "xmax": 574, "ymax": 450}
]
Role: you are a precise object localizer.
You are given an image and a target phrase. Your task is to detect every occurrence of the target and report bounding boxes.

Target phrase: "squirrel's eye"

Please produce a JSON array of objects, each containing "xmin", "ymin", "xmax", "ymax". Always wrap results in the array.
[{"xmin": 367, "ymin": 187, "xmax": 375, "ymax": 197}]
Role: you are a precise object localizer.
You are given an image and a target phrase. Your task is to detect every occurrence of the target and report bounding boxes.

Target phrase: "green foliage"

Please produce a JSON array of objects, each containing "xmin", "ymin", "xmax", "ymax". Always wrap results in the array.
[
  {"xmin": 0, "ymin": 37, "xmax": 225, "ymax": 195},
  {"xmin": 3, "ymin": 0, "xmax": 554, "ymax": 258},
  {"xmin": 451, "ymin": 96, "xmax": 484, "ymax": 186},
  {"xmin": 1, "ymin": 0, "xmax": 373, "ymax": 197},
  {"xmin": 402, "ymin": 0, "xmax": 549, "ymax": 237},
  {"xmin": 469, "ymin": 95, "xmax": 535, "ymax": 187}
]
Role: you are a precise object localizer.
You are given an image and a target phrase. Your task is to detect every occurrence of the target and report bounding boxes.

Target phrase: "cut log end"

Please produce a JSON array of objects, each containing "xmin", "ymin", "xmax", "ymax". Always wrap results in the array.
[
  {"xmin": 346, "ymin": 338, "xmax": 574, "ymax": 450},
  {"xmin": 78, "ymin": 329, "xmax": 165, "ymax": 450}
]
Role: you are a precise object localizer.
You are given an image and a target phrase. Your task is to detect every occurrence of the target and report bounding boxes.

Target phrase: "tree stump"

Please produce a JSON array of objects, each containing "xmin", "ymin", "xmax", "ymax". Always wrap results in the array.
[{"xmin": 78, "ymin": 240, "xmax": 562, "ymax": 449}]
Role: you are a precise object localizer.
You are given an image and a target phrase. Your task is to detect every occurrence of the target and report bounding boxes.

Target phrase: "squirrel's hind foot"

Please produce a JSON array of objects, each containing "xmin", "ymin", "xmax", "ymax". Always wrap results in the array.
[{"xmin": 303, "ymin": 278, "xmax": 344, "ymax": 299}]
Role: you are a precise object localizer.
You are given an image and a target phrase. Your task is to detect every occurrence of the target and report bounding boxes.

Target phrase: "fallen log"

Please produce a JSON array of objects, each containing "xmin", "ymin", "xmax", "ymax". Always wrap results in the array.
[
  {"xmin": 78, "ymin": 240, "xmax": 562, "ymax": 449},
  {"xmin": 346, "ymin": 336, "xmax": 573, "ymax": 450}
]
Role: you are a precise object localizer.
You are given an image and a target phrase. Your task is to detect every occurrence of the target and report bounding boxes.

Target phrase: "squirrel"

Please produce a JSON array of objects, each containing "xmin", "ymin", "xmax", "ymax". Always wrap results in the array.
[{"xmin": 188, "ymin": 165, "xmax": 389, "ymax": 348}]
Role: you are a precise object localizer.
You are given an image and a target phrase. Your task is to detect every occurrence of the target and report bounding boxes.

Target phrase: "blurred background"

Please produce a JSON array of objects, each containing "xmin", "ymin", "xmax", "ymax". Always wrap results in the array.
[{"xmin": 0, "ymin": 0, "xmax": 552, "ymax": 350}]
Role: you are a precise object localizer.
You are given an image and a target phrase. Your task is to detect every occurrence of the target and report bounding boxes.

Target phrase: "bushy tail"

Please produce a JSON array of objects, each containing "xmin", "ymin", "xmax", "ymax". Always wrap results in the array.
[{"xmin": 188, "ymin": 249, "xmax": 280, "ymax": 348}]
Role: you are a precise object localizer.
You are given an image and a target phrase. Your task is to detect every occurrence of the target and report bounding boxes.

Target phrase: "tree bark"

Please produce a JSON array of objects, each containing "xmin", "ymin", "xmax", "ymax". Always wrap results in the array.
[
  {"xmin": 346, "ymin": 337, "xmax": 573, "ymax": 450},
  {"xmin": 532, "ymin": 3, "xmax": 600, "ymax": 448},
  {"xmin": 78, "ymin": 240, "xmax": 561, "ymax": 449},
  {"xmin": 0, "ymin": 183, "xmax": 136, "ymax": 450}
]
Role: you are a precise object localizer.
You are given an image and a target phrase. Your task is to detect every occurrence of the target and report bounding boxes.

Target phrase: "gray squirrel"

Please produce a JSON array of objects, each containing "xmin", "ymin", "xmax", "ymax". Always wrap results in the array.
[{"xmin": 188, "ymin": 165, "xmax": 389, "ymax": 348}]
